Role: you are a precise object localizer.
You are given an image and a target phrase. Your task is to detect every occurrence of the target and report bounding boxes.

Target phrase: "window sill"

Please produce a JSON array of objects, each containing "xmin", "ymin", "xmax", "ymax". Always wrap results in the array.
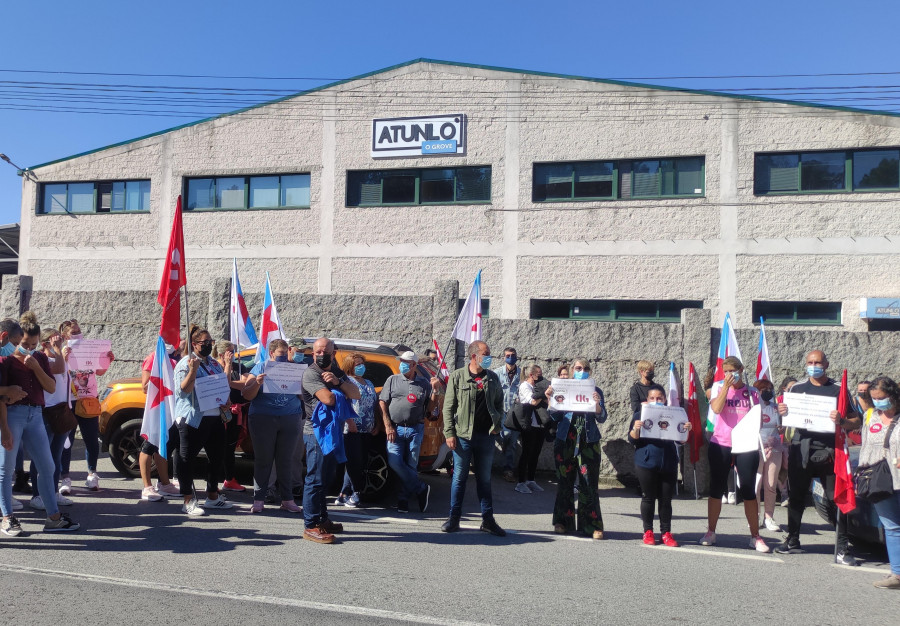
[
  {"xmin": 185, "ymin": 206, "xmax": 311, "ymax": 213},
  {"xmin": 532, "ymin": 195, "xmax": 705, "ymax": 204},
  {"xmin": 347, "ymin": 202, "xmax": 492, "ymax": 208},
  {"xmin": 755, "ymin": 189, "xmax": 899, "ymax": 197},
  {"xmin": 34, "ymin": 210, "xmax": 152, "ymax": 216}
]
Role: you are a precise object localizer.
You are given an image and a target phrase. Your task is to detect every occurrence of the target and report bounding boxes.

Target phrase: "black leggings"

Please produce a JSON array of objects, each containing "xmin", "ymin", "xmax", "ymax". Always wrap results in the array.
[
  {"xmin": 176, "ymin": 416, "xmax": 225, "ymax": 497},
  {"xmin": 223, "ymin": 413, "xmax": 242, "ymax": 480},
  {"xmin": 634, "ymin": 465, "xmax": 676, "ymax": 533},
  {"xmin": 708, "ymin": 442, "xmax": 759, "ymax": 501},
  {"xmin": 517, "ymin": 427, "xmax": 546, "ymax": 483}
]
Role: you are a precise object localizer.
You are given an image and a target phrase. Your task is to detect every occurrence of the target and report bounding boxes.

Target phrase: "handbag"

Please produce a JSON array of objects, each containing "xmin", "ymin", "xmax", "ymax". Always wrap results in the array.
[
  {"xmin": 855, "ymin": 418, "xmax": 898, "ymax": 503},
  {"xmin": 43, "ymin": 402, "xmax": 78, "ymax": 435},
  {"xmin": 503, "ymin": 401, "xmax": 522, "ymax": 432},
  {"xmin": 74, "ymin": 397, "xmax": 101, "ymax": 418}
]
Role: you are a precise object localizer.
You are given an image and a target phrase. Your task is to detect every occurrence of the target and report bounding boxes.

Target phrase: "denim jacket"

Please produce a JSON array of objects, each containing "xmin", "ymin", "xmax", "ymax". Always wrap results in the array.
[
  {"xmin": 549, "ymin": 386, "xmax": 607, "ymax": 443},
  {"xmin": 173, "ymin": 354, "xmax": 224, "ymax": 428}
]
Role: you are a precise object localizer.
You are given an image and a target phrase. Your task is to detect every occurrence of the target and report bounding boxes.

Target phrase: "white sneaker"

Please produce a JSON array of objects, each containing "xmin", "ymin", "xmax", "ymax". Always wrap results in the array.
[
  {"xmin": 764, "ymin": 517, "xmax": 781, "ymax": 532},
  {"xmin": 751, "ymin": 535, "xmax": 771, "ymax": 553},
  {"xmin": 58, "ymin": 477, "xmax": 72, "ymax": 496},
  {"xmin": 155, "ymin": 482, "xmax": 181, "ymax": 498},
  {"xmin": 29, "ymin": 496, "xmax": 46, "ymax": 511},
  {"xmin": 514, "ymin": 482, "xmax": 532, "ymax": 494},
  {"xmin": 700, "ymin": 530, "xmax": 717, "ymax": 546},
  {"xmin": 182, "ymin": 499, "xmax": 206, "ymax": 516},
  {"xmin": 141, "ymin": 487, "xmax": 162, "ymax": 502},
  {"xmin": 56, "ymin": 494, "xmax": 73, "ymax": 506},
  {"xmin": 526, "ymin": 480, "xmax": 544, "ymax": 492},
  {"xmin": 85, "ymin": 473, "xmax": 99, "ymax": 491},
  {"xmin": 11, "ymin": 498, "xmax": 23, "ymax": 511},
  {"xmin": 202, "ymin": 494, "xmax": 233, "ymax": 510},
  {"xmin": 727, "ymin": 492, "xmax": 737, "ymax": 505}
]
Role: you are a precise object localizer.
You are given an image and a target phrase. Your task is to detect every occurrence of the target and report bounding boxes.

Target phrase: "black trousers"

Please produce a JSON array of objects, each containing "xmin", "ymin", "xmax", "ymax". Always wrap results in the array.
[
  {"xmin": 176, "ymin": 416, "xmax": 226, "ymax": 497},
  {"xmin": 517, "ymin": 427, "xmax": 546, "ymax": 483},
  {"xmin": 786, "ymin": 444, "xmax": 849, "ymax": 550},
  {"xmin": 634, "ymin": 465, "xmax": 676, "ymax": 533}
]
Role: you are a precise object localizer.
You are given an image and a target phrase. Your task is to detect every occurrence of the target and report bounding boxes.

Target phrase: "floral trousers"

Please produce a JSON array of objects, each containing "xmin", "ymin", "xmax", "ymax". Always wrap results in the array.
[{"xmin": 552, "ymin": 415, "xmax": 603, "ymax": 534}]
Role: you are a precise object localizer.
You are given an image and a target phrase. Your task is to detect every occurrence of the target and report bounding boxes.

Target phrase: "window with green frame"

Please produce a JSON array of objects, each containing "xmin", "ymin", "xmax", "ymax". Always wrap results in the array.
[
  {"xmin": 532, "ymin": 156, "xmax": 704, "ymax": 202},
  {"xmin": 185, "ymin": 174, "xmax": 310, "ymax": 210},
  {"xmin": 754, "ymin": 148, "xmax": 900, "ymax": 194},
  {"xmin": 752, "ymin": 301, "xmax": 841, "ymax": 326},
  {"xmin": 39, "ymin": 180, "xmax": 150, "ymax": 214},
  {"xmin": 346, "ymin": 166, "xmax": 491, "ymax": 207},
  {"xmin": 529, "ymin": 299, "xmax": 703, "ymax": 322},
  {"xmin": 458, "ymin": 298, "xmax": 490, "ymax": 319}
]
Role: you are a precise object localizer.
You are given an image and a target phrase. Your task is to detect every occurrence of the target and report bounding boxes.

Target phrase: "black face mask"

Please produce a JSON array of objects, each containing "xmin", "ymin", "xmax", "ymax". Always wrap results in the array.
[
  {"xmin": 761, "ymin": 390, "xmax": 774, "ymax": 402},
  {"xmin": 315, "ymin": 353, "xmax": 332, "ymax": 368},
  {"xmin": 645, "ymin": 371, "xmax": 655, "ymax": 381},
  {"xmin": 197, "ymin": 344, "xmax": 212, "ymax": 358}
]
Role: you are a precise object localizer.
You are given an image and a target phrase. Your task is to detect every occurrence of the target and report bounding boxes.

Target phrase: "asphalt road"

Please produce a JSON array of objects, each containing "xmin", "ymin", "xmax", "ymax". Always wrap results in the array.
[{"xmin": 1, "ymin": 444, "xmax": 894, "ymax": 625}]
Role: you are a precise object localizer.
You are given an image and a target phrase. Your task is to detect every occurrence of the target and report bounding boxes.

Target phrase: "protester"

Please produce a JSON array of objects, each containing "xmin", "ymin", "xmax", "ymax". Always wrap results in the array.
[
  {"xmin": 514, "ymin": 364, "xmax": 549, "ymax": 494},
  {"xmin": 775, "ymin": 350, "xmax": 861, "ymax": 565},
  {"xmin": 629, "ymin": 360, "xmax": 656, "ymax": 413},
  {"xmin": 242, "ymin": 339, "xmax": 302, "ymax": 514},
  {"xmin": 173, "ymin": 325, "xmax": 233, "ymax": 516},
  {"xmin": 856, "ymin": 380, "xmax": 873, "ymax": 416},
  {"xmin": 859, "ymin": 376, "xmax": 900, "ymax": 589},
  {"xmin": 441, "ymin": 340, "xmax": 505, "ymax": 536},
  {"xmin": 0, "ymin": 315, "xmax": 80, "ymax": 535},
  {"xmin": 0, "ymin": 318, "xmax": 19, "ymax": 357},
  {"xmin": 493, "ymin": 346, "xmax": 521, "ymax": 483},
  {"xmin": 138, "ymin": 341, "xmax": 182, "ymax": 501},
  {"xmin": 556, "ymin": 364, "xmax": 570, "ymax": 380},
  {"xmin": 300, "ymin": 337, "xmax": 361, "ymax": 544},
  {"xmin": 215, "ymin": 340, "xmax": 248, "ymax": 494},
  {"xmin": 702, "ymin": 356, "xmax": 769, "ymax": 552},
  {"xmin": 335, "ymin": 352, "xmax": 380, "ymax": 508},
  {"xmin": 753, "ymin": 378, "xmax": 783, "ymax": 532},
  {"xmin": 423, "ymin": 348, "xmax": 438, "ymax": 364},
  {"xmin": 775, "ymin": 376, "xmax": 797, "ymax": 507},
  {"xmin": 546, "ymin": 357, "xmax": 606, "ymax": 539},
  {"xmin": 629, "ymin": 385, "xmax": 690, "ymax": 546},
  {"xmin": 380, "ymin": 351, "xmax": 438, "ymax": 513}
]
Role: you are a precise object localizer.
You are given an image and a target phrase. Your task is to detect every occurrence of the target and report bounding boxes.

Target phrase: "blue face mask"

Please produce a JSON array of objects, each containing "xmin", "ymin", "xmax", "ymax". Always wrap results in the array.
[
  {"xmin": 16, "ymin": 345, "xmax": 34, "ymax": 356},
  {"xmin": 274, "ymin": 355, "xmax": 288, "ymax": 363},
  {"xmin": 806, "ymin": 365, "xmax": 825, "ymax": 379},
  {"xmin": 292, "ymin": 352, "xmax": 305, "ymax": 364},
  {"xmin": 505, "ymin": 355, "xmax": 517, "ymax": 365},
  {"xmin": 480, "ymin": 355, "xmax": 492, "ymax": 369},
  {"xmin": 0, "ymin": 342, "xmax": 15, "ymax": 357},
  {"xmin": 651, "ymin": 400, "xmax": 664, "ymax": 406},
  {"xmin": 573, "ymin": 370, "xmax": 589, "ymax": 380},
  {"xmin": 399, "ymin": 362, "xmax": 412, "ymax": 375},
  {"xmin": 354, "ymin": 364, "xmax": 366, "ymax": 376},
  {"xmin": 873, "ymin": 397, "xmax": 892, "ymax": 411}
]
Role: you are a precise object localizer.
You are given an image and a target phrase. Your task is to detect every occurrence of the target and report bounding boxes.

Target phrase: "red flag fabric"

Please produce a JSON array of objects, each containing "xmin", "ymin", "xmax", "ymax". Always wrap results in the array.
[
  {"xmin": 432, "ymin": 338, "xmax": 450, "ymax": 382},
  {"xmin": 686, "ymin": 362, "xmax": 703, "ymax": 464},
  {"xmin": 833, "ymin": 369, "xmax": 857, "ymax": 514},
  {"xmin": 157, "ymin": 196, "xmax": 186, "ymax": 346}
]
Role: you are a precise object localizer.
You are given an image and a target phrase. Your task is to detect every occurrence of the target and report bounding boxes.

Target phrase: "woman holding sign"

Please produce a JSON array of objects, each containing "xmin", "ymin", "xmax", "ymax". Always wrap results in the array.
[
  {"xmin": 545, "ymin": 358, "xmax": 607, "ymax": 539},
  {"xmin": 702, "ymin": 357, "xmax": 769, "ymax": 552}
]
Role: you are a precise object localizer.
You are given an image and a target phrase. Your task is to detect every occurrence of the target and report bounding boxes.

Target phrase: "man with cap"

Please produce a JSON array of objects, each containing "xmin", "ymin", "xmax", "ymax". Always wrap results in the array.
[{"xmin": 379, "ymin": 350, "xmax": 440, "ymax": 513}]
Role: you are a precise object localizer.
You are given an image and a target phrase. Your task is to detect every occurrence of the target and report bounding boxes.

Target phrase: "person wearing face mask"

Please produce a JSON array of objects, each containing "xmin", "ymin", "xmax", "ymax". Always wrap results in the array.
[
  {"xmin": 441, "ymin": 340, "xmax": 506, "ymax": 536},
  {"xmin": 136, "ymin": 340, "xmax": 182, "ymax": 501},
  {"xmin": 629, "ymin": 385, "xmax": 691, "ymax": 547},
  {"xmin": 241, "ymin": 339, "xmax": 302, "ymax": 514},
  {"xmin": 0, "ymin": 319, "xmax": 20, "ymax": 358},
  {"xmin": 702, "ymin": 356, "xmax": 769, "ymax": 552},
  {"xmin": 514, "ymin": 364, "xmax": 550, "ymax": 494},
  {"xmin": 335, "ymin": 353, "xmax": 381, "ymax": 508},
  {"xmin": 545, "ymin": 358, "xmax": 607, "ymax": 540},
  {"xmin": 380, "ymin": 351, "xmax": 439, "ymax": 514},
  {"xmin": 629, "ymin": 360, "xmax": 657, "ymax": 414},
  {"xmin": 492, "ymin": 347, "xmax": 521, "ymax": 483},
  {"xmin": 775, "ymin": 350, "xmax": 861, "ymax": 564},
  {"xmin": 856, "ymin": 381, "xmax": 873, "ymax": 416},
  {"xmin": 300, "ymin": 337, "xmax": 361, "ymax": 544},
  {"xmin": 753, "ymin": 378, "xmax": 784, "ymax": 532},
  {"xmin": 214, "ymin": 340, "xmax": 249, "ymax": 495}
]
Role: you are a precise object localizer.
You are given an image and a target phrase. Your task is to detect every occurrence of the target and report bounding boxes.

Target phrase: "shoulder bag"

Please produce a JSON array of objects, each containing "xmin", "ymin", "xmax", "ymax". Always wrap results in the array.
[{"xmin": 855, "ymin": 417, "xmax": 898, "ymax": 503}]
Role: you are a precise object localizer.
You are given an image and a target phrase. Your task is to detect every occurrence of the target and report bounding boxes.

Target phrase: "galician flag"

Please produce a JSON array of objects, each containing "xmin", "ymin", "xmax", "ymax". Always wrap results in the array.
[
  {"xmin": 707, "ymin": 312, "xmax": 743, "ymax": 432},
  {"xmin": 230, "ymin": 258, "xmax": 258, "ymax": 349},
  {"xmin": 667, "ymin": 361, "xmax": 682, "ymax": 407},
  {"xmin": 756, "ymin": 317, "xmax": 772, "ymax": 382},
  {"xmin": 256, "ymin": 272, "xmax": 285, "ymax": 362},
  {"xmin": 432, "ymin": 338, "xmax": 450, "ymax": 382},
  {"xmin": 452, "ymin": 270, "xmax": 482, "ymax": 344},
  {"xmin": 140, "ymin": 336, "xmax": 176, "ymax": 459}
]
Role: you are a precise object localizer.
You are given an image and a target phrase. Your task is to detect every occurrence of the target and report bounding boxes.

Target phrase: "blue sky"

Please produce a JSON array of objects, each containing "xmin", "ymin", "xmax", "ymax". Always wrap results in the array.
[{"xmin": 1, "ymin": 0, "xmax": 898, "ymax": 224}]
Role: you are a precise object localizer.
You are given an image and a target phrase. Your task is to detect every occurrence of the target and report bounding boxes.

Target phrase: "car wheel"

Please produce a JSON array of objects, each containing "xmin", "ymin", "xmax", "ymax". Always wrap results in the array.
[
  {"xmin": 360, "ymin": 449, "xmax": 391, "ymax": 500},
  {"xmin": 108, "ymin": 417, "xmax": 145, "ymax": 478}
]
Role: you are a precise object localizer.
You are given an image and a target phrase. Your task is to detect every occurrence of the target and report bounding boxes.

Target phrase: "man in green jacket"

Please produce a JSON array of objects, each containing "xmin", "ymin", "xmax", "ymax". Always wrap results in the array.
[{"xmin": 441, "ymin": 340, "xmax": 506, "ymax": 536}]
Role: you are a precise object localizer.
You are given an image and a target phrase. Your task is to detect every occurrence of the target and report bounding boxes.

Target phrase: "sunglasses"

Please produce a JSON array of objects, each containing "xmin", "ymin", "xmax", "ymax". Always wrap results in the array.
[{"xmin": 194, "ymin": 340, "xmax": 213, "ymax": 347}]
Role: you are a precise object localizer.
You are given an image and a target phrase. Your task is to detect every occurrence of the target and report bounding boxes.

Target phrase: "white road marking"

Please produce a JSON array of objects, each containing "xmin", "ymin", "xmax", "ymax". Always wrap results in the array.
[
  {"xmin": 0, "ymin": 563, "xmax": 492, "ymax": 626},
  {"xmin": 830, "ymin": 564, "xmax": 892, "ymax": 574},
  {"xmin": 330, "ymin": 510, "xmax": 420, "ymax": 525},
  {"xmin": 642, "ymin": 544, "xmax": 784, "ymax": 563}
]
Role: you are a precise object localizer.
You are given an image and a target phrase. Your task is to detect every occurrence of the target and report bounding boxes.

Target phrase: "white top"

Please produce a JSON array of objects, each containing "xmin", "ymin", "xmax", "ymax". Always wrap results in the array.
[
  {"xmin": 43, "ymin": 356, "xmax": 71, "ymax": 407},
  {"xmin": 518, "ymin": 381, "xmax": 539, "ymax": 427}
]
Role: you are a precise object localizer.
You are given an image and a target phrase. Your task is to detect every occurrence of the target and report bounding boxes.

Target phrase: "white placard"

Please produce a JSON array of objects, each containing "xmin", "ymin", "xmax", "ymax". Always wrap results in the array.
[
  {"xmin": 262, "ymin": 361, "xmax": 306, "ymax": 395},
  {"xmin": 730, "ymin": 404, "xmax": 762, "ymax": 453},
  {"xmin": 639, "ymin": 404, "xmax": 689, "ymax": 442},
  {"xmin": 194, "ymin": 373, "xmax": 231, "ymax": 412},
  {"xmin": 66, "ymin": 339, "xmax": 111, "ymax": 370},
  {"xmin": 548, "ymin": 378, "xmax": 596, "ymax": 412},
  {"xmin": 782, "ymin": 392, "xmax": 837, "ymax": 434}
]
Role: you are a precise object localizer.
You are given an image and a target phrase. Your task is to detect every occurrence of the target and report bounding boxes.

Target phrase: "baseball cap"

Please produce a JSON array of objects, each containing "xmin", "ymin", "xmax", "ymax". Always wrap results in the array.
[{"xmin": 398, "ymin": 350, "xmax": 418, "ymax": 362}]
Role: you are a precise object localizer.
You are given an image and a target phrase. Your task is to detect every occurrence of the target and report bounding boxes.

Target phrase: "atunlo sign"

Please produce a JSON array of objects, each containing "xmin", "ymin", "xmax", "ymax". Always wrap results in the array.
[{"xmin": 371, "ymin": 114, "xmax": 466, "ymax": 157}]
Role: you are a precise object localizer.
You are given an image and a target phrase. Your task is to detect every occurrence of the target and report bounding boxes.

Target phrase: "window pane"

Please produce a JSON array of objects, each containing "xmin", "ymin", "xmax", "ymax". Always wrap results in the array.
[
  {"xmin": 111, "ymin": 182, "xmax": 126, "ymax": 211},
  {"xmin": 753, "ymin": 301, "xmax": 795, "ymax": 323},
  {"xmin": 616, "ymin": 300, "xmax": 659, "ymax": 320},
  {"xmin": 140, "ymin": 180, "xmax": 151, "ymax": 211},
  {"xmin": 456, "ymin": 167, "xmax": 491, "ymax": 202},
  {"xmin": 187, "ymin": 179, "xmax": 215, "ymax": 210},
  {"xmin": 420, "ymin": 169, "xmax": 455, "ymax": 203},
  {"xmin": 632, "ymin": 160, "xmax": 660, "ymax": 197},
  {"xmin": 43, "ymin": 184, "xmax": 67, "ymax": 213},
  {"xmin": 529, "ymin": 299, "xmax": 571, "ymax": 319},
  {"xmin": 675, "ymin": 158, "xmax": 703, "ymax": 195},
  {"xmin": 281, "ymin": 174, "xmax": 310, "ymax": 206},
  {"xmin": 658, "ymin": 300, "xmax": 703, "ymax": 320},
  {"xmin": 217, "ymin": 177, "xmax": 245, "ymax": 209},
  {"xmin": 347, "ymin": 171, "xmax": 382, "ymax": 206},
  {"xmin": 571, "ymin": 300, "xmax": 614, "ymax": 319},
  {"xmin": 249, "ymin": 176, "xmax": 279, "ymax": 208},
  {"xmin": 534, "ymin": 164, "xmax": 573, "ymax": 200},
  {"xmin": 381, "ymin": 173, "xmax": 416, "ymax": 204},
  {"xmin": 68, "ymin": 183, "xmax": 95, "ymax": 213},
  {"xmin": 795, "ymin": 302, "xmax": 841, "ymax": 323},
  {"xmin": 801, "ymin": 152, "xmax": 845, "ymax": 191},
  {"xmin": 854, "ymin": 150, "xmax": 900, "ymax": 189},
  {"xmin": 574, "ymin": 162, "xmax": 613, "ymax": 198},
  {"xmin": 125, "ymin": 181, "xmax": 143, "ymax": 211},
  {"xmin": 755, "ymin": 154, "xmax": 799, "ymax": 193},
  {"xmin": 97, "ymin": 182, "xmax": 113, "ymax": 212}
]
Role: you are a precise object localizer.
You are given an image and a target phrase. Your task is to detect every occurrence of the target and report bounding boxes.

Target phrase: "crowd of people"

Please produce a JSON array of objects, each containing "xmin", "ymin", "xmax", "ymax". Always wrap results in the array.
[{"xmin": 1, "ymin": 318, "xmax": 898, "ymax": 590}]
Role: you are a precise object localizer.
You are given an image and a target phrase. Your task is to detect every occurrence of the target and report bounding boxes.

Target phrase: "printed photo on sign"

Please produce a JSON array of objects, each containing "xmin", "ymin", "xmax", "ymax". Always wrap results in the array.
[
  {"xmin": 548, "ymin": 378, "xmax": 596, "ymax": 412},
  {"xmin": 782, "ymin": 392, "xmax": 837, "ymax": 434},
  {"xmin": 70, "ymin": 369, "xmax": 98, "ymax": 399},
  {"xmin": 639, "ymin": 404, "xmax": 689, "ymax": 442}
]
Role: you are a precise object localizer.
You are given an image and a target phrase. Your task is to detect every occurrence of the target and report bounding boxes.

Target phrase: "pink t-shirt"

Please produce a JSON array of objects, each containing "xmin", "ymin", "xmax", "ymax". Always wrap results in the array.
[{"xmin": 710, "ymin": 383, "xmax": 760, "ymax": 448}]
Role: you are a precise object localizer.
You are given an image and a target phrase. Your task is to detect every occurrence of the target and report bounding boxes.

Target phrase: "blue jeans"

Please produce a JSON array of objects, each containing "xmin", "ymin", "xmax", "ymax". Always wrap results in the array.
[
  {"xmin": 873, "ymin": 491, "xmax": 900, "ymax": 575},
  {"xmin": 302, "ymin": 432, "xmax": 336, "ymax": 529},
  {"xmin": 495, "ymin": 427, "xmax": 519, "ymax": 472},
  {"xmin": 387, "ymin": 424, "xmax": 426, "ymax": 502},
  {"xmin": 31, "ymin": 420, "xmax": 67, "ymax": 497},
  {"xmin": 60, "ymin": 416, "xmax": 100, "ymax": 474},
  {"xmin": 449, "ymin": 431, "xmax": 495, "ymax": 519},
  {"xmin": 0, "ymin": 405, "xmax": 59, "ymax": 517}
]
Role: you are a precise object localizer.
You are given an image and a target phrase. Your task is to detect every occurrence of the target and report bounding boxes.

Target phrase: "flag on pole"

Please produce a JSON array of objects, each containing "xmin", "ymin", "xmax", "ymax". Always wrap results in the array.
[
  {"xmin": 432, "ymin": 338, "xmax": 450, "ymax": 382},
  {"xmin": 256, "ymin": 272, "xmax": 285, "ymax": 362},
  {"xmin": 667, "ymin": 361, "xmax": 682, "ymax": 408},
  {"xmin": 140, "ymin": 336, "xmax": 176, "ymax": 459},
  {"xmin": 451, "ymin": 270, "xmax": 482, "ymax": 344},
  {"xmin": 686, "ymin": 362, "xmax": 703, "ymax": 464},
  {"xmin": 708, "ymin": 312, "xmax": 743, "ymax": 432},
  {"xmin": 157, "ymin": 196, "xmax": 186, "ymax": 347},
  {"xmin": 756, "ymin": 317, "xmax": 772, "ymax": 382},
  {"xmin": 834, "ymin": 369, "xmax": 857, "ymax": 515},
  {"xmin": 230, "ymin": 258, "xmax": 258, "ymax": 349}
]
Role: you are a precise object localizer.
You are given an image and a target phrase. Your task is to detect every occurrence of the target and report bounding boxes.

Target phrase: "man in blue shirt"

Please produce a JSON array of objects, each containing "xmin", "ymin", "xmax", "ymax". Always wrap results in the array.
[{"xmin": 493, "ymin": 346, "xmax": 521, "ymax": 482}]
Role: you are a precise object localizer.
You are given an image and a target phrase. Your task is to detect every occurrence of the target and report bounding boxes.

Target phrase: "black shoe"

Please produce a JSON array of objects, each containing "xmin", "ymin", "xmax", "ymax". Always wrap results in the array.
[
  {"xmin": 397, "ymin": 500, "xmax": 409, "ymax": 514},
  {"xmin": 774, "ymin": 537, "xmax": 802, "ymax": 554},
  {"xmin": 441, "ymin": 517, "xmax": 460, "ymax": 533},
  {"xmin": 12, "ymin": 471, "xmax": 31, "ymax": 494},
  {"xmin": 835, "ymin": 550, "xmax": 859, "ymax": 567},
  {"xmin": 480, "ymin": 517, "xmax": 506, "ymax": 537},
  {"xmin": 417, "ymin": 485, "xmax": 431, "ymax": 513}
]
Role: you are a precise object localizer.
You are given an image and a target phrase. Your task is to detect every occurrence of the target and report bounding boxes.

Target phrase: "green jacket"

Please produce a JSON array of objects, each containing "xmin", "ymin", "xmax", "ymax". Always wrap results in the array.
[{"xmin": 443, "ymin": 365, "xmax": 504, "ymax": 440}]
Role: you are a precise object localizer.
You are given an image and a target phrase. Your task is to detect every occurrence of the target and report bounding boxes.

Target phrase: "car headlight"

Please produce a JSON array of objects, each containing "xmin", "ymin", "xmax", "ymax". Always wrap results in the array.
[{"xmin": 99, "ymin": 386, "xmax": 113, "ymax": 403}]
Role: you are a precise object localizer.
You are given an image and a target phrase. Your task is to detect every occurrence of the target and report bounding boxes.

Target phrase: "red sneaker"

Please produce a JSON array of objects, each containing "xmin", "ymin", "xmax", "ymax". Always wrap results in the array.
[
  {"xmin": 661, "ymin": 532, "xmax": 679, "ymax": 547},
  {"xmin": 643, "ymin": 530, "xmax": 656, "ymax": 545},
  {"xmin": 222, "ymin": 479, "xmax": 245, "ymax": 492}
]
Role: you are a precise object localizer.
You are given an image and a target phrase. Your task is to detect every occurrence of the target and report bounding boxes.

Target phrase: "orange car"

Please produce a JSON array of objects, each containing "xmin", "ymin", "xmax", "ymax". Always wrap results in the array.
[{"xmin": 98, "ymin": 338, "xmax": 449, "ymax": 500}]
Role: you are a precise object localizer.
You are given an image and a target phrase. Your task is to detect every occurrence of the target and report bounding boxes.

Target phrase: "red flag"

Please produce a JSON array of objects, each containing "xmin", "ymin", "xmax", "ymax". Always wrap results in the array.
[
  {"xmin": 157, "ymin": 196, "xmax": 186, "ymax": 346},
  {"xmin": 834, "ymin": 369, "xmax": 857, "ymax": 514},
  {"xmin": 686, "ymin": 362, "xmax": 703, "ymax": 464}
]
